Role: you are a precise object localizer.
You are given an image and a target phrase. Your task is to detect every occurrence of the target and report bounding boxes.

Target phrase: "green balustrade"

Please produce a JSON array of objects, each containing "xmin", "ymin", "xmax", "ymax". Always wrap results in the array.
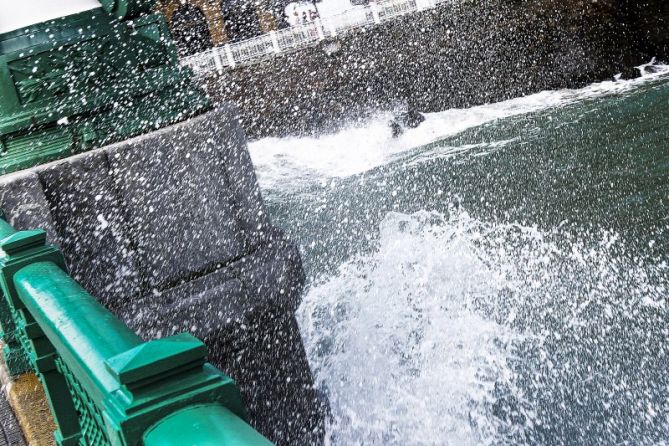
[
  {"xmin": 0, "ymin": 0, "xmax": 209, "ymax": 175},
  {"xmin": 0, "ymin": 217, "xmax": 272, "ymax": 446}
]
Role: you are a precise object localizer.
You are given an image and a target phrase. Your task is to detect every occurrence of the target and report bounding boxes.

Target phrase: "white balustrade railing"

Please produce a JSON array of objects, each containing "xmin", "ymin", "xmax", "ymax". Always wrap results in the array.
[{"xmin": 181, "ymin": 0, "xmax": 444, "ymax": 76}]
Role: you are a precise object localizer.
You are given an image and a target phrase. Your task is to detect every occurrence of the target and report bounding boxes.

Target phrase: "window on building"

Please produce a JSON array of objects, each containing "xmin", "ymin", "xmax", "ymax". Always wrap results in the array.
[{"xmin": 171, "ymin": 4, "xmax": 213, "ymax": 56}]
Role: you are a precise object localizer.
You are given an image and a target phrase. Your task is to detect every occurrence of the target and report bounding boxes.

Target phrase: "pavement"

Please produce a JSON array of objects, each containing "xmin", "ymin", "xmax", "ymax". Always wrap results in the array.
[
  {"xmin": 0, "ymin": 348, "xmax": 54, "ymax": 446},
  {"xmin": 0, "ymin": 388, "xmax": 25, "ymax": 446}
]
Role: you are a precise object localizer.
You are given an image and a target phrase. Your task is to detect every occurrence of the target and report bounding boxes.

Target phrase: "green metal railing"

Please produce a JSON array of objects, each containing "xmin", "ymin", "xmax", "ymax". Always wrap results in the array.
[
  {"xmin": 0, "ymin": 217, "xmax": 272, "ymax": 445},
  {"xmin": 0, "ymin": 0, "xmax": 210, "ymax": 175}
]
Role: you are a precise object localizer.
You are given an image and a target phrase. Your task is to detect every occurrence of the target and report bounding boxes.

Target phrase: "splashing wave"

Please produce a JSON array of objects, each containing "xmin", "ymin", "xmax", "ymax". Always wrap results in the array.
[
  {"xmin": 249, "ymin": 62, "xmax": 669, "ymax": 190},
  {"xmin": 297, "ymin": 209, "xmax": 668, "ymax": 444}
]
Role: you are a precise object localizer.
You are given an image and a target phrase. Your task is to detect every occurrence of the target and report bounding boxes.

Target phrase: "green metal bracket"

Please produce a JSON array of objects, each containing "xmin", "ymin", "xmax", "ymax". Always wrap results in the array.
[
  {"xmin": 0, "ymin": 1, "xmax": 210, "ymax": 175},
  {"xmin": 0, "ymin": 217, "xmax": 272, "ymax": 445}
]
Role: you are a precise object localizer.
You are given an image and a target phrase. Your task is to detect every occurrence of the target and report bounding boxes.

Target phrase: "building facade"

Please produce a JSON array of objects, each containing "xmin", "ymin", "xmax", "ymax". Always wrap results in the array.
[{"xmin": 156, "ymin": 0, "xmax": 282, "ymax": 56}]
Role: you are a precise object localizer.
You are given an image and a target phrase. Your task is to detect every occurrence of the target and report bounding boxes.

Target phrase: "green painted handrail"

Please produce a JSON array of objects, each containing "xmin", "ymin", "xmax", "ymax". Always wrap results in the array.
[
  {"xmin": 143, "ymin": 405, "xmax": 273, "ymax": 446},
  {"xmin": 0, "ymin": 219, "xmax": 272, "ymax": 446}
]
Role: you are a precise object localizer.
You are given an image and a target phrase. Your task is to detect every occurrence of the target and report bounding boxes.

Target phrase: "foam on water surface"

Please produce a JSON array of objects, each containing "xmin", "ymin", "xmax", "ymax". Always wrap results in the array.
[
  {"xmin": 298, "ymin": 210, "xmax": 523, "ymax": 445},
  {"xmin": 298, "ymin": 209, "xmax": 669, "ymax": 444},
  {"xmin": 252, "ymin": 62, "xmax": 669, "ymax": 444},
  {"xmin": 249, "ymin": 62, "xmax": 669, "ymax": 191}
]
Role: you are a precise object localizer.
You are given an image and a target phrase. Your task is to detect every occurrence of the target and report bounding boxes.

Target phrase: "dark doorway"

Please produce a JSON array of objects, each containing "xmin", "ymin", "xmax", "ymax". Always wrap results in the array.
[
  {"xmin": 171, "ymin": 5, "xmax": 213, "ymax": 57},
  {"xmin": 222, "ymin": 0, "xmax": 261, "ymax": 42}
]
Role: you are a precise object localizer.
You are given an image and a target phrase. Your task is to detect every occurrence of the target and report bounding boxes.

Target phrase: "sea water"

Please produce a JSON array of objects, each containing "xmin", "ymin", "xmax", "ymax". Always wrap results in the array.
[{"xmin": 249, "ymin": 64, "xmax": 669, "ymax": 445}]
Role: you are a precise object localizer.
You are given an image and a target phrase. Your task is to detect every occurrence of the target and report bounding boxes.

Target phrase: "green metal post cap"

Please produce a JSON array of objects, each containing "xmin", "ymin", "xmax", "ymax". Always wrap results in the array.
[
  {"xmin": 104, "ymin": 333, "xmax": 207, "ymax": 386},
  {"xmin": 0, "ymin": 230, "xmax": 47, "ymax": 255}
]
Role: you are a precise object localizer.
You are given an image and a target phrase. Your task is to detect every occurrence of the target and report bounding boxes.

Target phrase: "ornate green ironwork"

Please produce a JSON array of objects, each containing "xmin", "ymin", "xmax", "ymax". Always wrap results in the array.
[
  {"xmin": 0, "ymin": 216, "xmax": 272, "ymax": 445},
  {"xmin": 0, "ymin": 0, "xmax": 209, "ymax": 175}
]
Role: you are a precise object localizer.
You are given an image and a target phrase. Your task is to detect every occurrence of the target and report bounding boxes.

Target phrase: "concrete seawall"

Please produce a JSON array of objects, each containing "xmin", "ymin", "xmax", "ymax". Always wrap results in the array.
[
  {"xmin": 202, "ymin": 0, "xmax": 669, "ymax": 139},
  {"xmin": 0, "ymin": 106, "xmax": 326, "ymax": 445}
]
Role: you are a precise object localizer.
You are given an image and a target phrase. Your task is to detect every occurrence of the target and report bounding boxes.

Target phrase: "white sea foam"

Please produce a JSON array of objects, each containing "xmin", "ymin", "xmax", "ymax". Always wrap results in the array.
[
  {"xmin": 255, "ymin": 62, "xmax": 669, "ymax": 444},
  {"xmin": 298, "ymin": 210, "xmax": 526, "ymax": 445},
  {"xmin": 249, "ymin": 62, "xmax": 669, "ymax": 190},
  {"xmin": 297, "ymin": 208, "xmax": 669, "ymax": 444}
]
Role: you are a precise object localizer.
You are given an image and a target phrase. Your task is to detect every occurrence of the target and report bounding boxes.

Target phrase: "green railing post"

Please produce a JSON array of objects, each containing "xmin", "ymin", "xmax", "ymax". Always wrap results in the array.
[
  {"xmin": 0, "ymin": 223, "xmax": 64, "ymax": 376},
  {"xmin": 0, "ymin": 228, "xmax": 80, "ymax": 443},
  {"xmin": 0, "ymin": 220, "xmax": 273, "ymax": 445},
  {"xmin": 0, "ymin": 215, "xmax": 22, "ymax": 373}
]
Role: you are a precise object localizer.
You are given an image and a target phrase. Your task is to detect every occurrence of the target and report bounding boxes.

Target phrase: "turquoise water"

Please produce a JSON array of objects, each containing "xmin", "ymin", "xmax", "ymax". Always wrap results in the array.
[{"xmin": 252, "ymin": 70, "xmax": 669, "ymax": 444}]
